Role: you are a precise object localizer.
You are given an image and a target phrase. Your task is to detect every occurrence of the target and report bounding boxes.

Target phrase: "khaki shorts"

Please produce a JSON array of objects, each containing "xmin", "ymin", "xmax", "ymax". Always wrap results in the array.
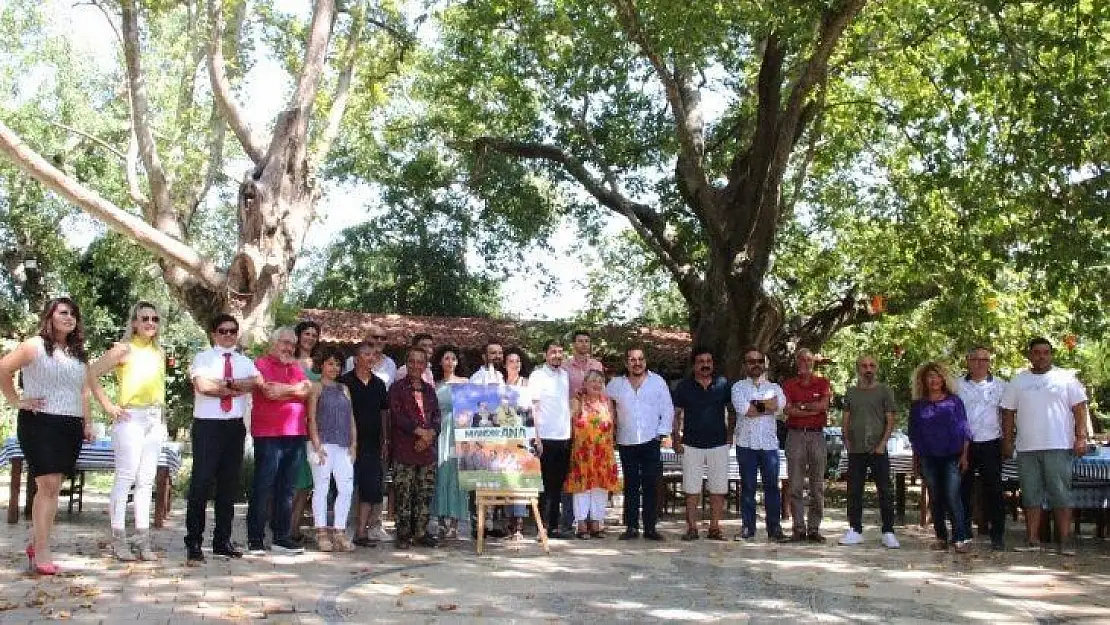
[
  {"xmin": 682, "ymin": 444, "xmax": 730, "ymax": 495},
  {"xmin": 1017, "ymin": 449, "xmax": 1073, "ymax": 509}
]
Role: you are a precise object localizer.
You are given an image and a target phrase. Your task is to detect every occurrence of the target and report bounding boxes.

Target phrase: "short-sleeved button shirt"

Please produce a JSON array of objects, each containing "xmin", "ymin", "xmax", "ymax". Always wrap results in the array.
[{"xmin": 672, "ymin": 376, "xmax": 730, "ymax": 449}]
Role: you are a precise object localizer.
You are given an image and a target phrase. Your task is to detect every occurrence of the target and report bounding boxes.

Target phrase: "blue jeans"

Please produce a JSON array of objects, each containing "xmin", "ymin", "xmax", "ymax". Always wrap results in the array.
[
  {"xmin": 920, "ymin": 454, "xmax": 969, "ymax": 543},
  {"xmin": 247, "ymin": 436, "xmax": 306, "ymax": 545},
  {"xmin": 737, "ymin": 447, "xmax": 781, "ymax": 535}
]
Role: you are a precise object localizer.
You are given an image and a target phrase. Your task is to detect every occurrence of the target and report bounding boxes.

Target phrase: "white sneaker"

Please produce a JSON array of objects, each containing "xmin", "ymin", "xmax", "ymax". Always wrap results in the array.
[
  {"xmin": 839, "ymin": 529, "xmax": 864, "ymax": 545},
  {"xmin": 368, "ymin": 526, "xmax": 392, "ymax": 542},
  {"xmin": 881, "ymin": 532, "xmax": 900, "ymax": 549}
]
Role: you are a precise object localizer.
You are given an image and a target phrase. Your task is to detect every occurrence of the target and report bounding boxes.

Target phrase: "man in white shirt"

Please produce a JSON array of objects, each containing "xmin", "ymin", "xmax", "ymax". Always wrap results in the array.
[
  {"xmin": 529, "ymin": 340, "xmax": 571, "ymax": 537},
  {"xmin": 608, "ymin": 347, "xmax": 673, "ymax": 541},
  {"xmin": 343, "ymin": 324, "xmax": 396, "ymax": 385},
  {"xmin": 730, "ymin": 347, "xmax": 787, "ymax": 541},
  {"xmin": 1001, "ymin": 337, "xmax": 1090, "ymax": 555},
  {"xmin": 470, "ymin": 341, "xmax": 505, "ymax": 385},
  {"xmin": 957, "ymin": 346, "xmax": 1008, "ymax": 550},
  {"xmin": 184, "ymin": 314, "xmax": 261, "ymax": 563}
]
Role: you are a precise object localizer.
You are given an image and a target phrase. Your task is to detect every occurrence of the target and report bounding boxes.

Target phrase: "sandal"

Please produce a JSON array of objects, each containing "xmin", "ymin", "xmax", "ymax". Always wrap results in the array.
[
  {"xmin": 681, "ymin": 528, "xmax": 700, "ymax": 541},
  {"xmin": 706, "ymin": 528, "xmax": 725, "ymax": 541},
  {"xmin": 576, "ymin": 531, "xmax": 591, "ymax": 540}
]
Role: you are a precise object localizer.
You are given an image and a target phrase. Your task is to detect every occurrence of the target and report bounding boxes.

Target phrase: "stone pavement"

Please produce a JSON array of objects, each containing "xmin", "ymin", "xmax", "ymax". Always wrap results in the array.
[{"xmin": 2, "ymin": 488, "xmax": 1110, "ymax": 623}]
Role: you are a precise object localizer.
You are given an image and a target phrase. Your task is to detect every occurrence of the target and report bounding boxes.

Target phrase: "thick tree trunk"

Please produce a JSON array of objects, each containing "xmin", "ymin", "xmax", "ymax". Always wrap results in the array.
[{"xmin": 688, "ymin": 258, "xmax": 786, "ymax": 380}]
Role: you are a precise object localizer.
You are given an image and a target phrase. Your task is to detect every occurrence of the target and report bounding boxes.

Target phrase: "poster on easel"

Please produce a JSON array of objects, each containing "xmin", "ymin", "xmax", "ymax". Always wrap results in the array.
[{"xmin": 451, "ymin": 383, "xmax": 542, "ymax": 490}]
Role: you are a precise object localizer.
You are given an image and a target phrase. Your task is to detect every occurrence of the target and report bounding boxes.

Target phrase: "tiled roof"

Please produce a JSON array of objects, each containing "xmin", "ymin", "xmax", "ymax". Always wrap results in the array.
[{"xmin": 297, "ymin": 309, "xmax": 694, "ymax": 378}]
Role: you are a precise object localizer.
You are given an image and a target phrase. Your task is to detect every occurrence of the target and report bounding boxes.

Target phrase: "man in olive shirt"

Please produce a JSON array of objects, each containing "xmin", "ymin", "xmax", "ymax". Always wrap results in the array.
[{"xmin": 840, "ymin": 355, "xmax": 900, "ymax": 549}]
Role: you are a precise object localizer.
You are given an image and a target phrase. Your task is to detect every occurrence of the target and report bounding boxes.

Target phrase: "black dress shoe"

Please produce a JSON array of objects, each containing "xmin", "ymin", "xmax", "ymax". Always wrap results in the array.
[
  {"xmin": 352, "ymin": 536, "xmax": 377, "ymax": 548},
  {"xmin": 643, "ymin": 531, "xmax": 665, "ymax": 542},
  {"xmin": 415, "ymin": 534, "xmax": 439, "ymax": 548},
  {"xmin": 618, "ymin": 529, "xmax": 640, "ymax": 540},
  {"xmin": 212, "ymin": 543, "xmax": 243, "ymax": 558},
  {"xmin": 186, "ymin": 544, "xmax": 205, "ymax": 563}
]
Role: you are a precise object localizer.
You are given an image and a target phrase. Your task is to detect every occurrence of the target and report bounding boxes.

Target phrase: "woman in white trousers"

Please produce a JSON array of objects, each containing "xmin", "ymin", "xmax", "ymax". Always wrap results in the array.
[{"xmin": 89, "ymin": 301, "xmax": 167, "ymax": 561}]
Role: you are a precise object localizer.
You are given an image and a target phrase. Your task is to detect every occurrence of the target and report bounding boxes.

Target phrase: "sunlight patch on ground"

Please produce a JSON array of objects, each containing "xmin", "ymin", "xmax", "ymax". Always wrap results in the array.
[{"xmin": 587, "ymin": 599, "xmax": 649, "ymax": 610}]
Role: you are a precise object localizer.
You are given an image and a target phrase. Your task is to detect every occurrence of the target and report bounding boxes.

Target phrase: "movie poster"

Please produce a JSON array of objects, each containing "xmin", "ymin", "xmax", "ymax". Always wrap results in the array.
[{"xmin": 451, "ymin": 384, "xmax": 542, "ymax": 490}]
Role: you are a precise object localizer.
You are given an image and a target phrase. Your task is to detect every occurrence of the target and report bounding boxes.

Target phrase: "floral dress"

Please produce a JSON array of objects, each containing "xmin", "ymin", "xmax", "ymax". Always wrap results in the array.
[{"xmin": 564, "ymin": 396, "xmax": 620, "ymax": 493}]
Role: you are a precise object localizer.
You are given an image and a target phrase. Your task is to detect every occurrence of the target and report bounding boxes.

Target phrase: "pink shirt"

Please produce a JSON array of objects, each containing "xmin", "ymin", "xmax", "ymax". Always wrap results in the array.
[
  {"xmin": 251, "ymin": 354, "xmax": 308, "ymax": 437},
  {"xmin": 563, "ymin": 356, "xmax": 604, "ymax": 398}
]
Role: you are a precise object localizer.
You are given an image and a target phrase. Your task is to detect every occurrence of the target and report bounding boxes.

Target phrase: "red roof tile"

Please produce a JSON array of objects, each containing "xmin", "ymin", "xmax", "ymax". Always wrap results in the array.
[{"xmin": 298, "ymin": 309, "xmax": 694, "ymax": 378}]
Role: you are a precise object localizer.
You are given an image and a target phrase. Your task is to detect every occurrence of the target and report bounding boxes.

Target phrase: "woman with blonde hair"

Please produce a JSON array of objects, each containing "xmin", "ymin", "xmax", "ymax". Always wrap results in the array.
[
  {"xmin": 0, "ymin": 297, "xmax": 93, "ymax": 574},
  {"xmin": 909, "ymin": 361, "xmax": 972, "ymax": 553},
  {"xmin": 564, "ymin": 370, "xmax": 620, "ymax": 539},
  {"xmin": 88, "ymin": 300, "xmax": 168, "ymax": 561}
]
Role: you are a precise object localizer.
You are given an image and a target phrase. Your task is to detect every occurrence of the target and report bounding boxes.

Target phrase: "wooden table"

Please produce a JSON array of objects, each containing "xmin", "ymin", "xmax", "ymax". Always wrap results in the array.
[{"xmin": 1, "ymin": 438, "xmax": 183, "ymax": 527}]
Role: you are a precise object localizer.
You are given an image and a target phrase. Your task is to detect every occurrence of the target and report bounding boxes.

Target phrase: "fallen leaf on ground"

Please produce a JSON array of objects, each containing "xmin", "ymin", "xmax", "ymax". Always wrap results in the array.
[
  {"xmin": 55, "ymin": 610, "xmax": 71, "ymax": 620},
  {"xmin": 437, "ymin": 604, "xmax": 458, "ymax": 611},
  {"xmin": 0, "ymin": 600, "xmax": 18, "ymax": 611},
  {"xmin": 853, "ymin": 582, "xmax": 869, "ymax": 588},
  {"xmin": 400, "ymin": 586, "xmax": 416, "ymax": 595}
]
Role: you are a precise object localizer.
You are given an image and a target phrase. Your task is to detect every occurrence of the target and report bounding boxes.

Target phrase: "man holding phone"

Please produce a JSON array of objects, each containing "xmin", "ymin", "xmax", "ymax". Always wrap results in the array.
[{"xmin": 730, "ymin": 348, "xmax": 787, "ymax": 541}]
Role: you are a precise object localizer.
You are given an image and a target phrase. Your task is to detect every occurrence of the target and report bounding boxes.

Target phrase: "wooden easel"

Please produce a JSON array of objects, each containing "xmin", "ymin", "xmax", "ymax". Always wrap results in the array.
[{"xmin": 475, "ymin": 489, "xmax": 549, "ymax": 555}]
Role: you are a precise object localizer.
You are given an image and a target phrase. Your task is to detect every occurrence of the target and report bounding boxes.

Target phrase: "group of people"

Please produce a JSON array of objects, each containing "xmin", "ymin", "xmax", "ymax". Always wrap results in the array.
[{"xmin": 0, "ymin": 296, "xmax": 1093, "ymax": 573}]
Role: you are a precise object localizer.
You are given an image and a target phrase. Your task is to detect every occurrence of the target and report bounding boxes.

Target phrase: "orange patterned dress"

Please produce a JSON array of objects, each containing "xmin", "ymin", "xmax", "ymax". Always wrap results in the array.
[{"xmin": 564, "ymin": 396, "xmax": 620, "ymax": 493}]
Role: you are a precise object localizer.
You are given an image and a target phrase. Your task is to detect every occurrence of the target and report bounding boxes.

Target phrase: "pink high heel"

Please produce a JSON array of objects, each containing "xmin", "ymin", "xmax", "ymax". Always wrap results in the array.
[{"xmin": 26, "ymin": 544, "xmax": 58, "ymax": 575}]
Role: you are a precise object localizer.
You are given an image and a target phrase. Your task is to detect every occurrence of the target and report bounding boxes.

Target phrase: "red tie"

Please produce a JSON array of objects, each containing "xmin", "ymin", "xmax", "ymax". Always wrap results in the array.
[{"xmin": 220, "ymin": 353, "xmax": 233, "ymax": 412}]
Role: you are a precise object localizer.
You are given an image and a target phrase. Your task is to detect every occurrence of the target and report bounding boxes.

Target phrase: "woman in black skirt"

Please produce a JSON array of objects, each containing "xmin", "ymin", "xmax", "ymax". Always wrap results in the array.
[{"xmin": 0, "ymin": 297, "xmax": 92, "ymax": 575}]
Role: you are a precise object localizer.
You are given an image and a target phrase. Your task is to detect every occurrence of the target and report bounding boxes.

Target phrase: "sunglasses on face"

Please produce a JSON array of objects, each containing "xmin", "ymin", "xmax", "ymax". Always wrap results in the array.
[
  {"xmin": 139, "ymin": 315, "xmax": 160, "ymax": 323},
  {"xmin": 216, "ymin": 327, "xmax": 238, "ymax": 336},
  {"xmin": 371, "ymin": 334, "xmax": 386, "ymax": 340}
]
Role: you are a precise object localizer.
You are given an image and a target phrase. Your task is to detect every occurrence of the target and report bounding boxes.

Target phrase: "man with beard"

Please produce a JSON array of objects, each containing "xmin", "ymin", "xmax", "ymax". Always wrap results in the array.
[
  {"xmin": 608, "ymin": 347, "xmax": 673, "ymax": 541},
  {"xmin": 840, "ymin": 355, "xmax": 900, "ymax": 549},
  {"xmin": 672, "ymin": 348, "xmax": 733, "ymax": 541}
]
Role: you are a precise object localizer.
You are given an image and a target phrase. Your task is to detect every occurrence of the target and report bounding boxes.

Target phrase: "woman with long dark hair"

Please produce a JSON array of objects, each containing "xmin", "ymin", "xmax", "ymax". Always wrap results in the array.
[
  {"xmin": 88, "ymin": 301, "xmax": 167, "ymax": 561},
  {"xmin": 290, "ymin": 320, "xmax": 322, "ymax": 544},
  {"xmin": 430, "ymin": 344, "xmax": 470, "ymax": 540},
  {"xmin": 0, "ymin": 297, "xmax": 93, "ymax": 575}
]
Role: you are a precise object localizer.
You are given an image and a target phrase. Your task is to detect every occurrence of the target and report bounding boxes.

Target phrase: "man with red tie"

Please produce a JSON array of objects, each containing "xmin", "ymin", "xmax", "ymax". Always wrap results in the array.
[{"xmin": 184, "ymin": 314, "xmax": 261, "ymax": 563}]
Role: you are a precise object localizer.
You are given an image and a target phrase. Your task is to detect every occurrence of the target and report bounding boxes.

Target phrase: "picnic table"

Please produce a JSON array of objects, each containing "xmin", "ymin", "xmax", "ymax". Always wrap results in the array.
[
  {"xmin": 834, "ymin": 450, "xmax": 1110, "ymax": 527},
  {"xmin": 1, "ymin": 437, "xmax": 183, "ymax": 527}
]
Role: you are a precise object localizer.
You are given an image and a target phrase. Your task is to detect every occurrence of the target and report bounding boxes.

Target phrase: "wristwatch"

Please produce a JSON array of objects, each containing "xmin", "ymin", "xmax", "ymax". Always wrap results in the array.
[{"xmin": 799, "ymin": 402, "xmax": 808, "ymax": 411}]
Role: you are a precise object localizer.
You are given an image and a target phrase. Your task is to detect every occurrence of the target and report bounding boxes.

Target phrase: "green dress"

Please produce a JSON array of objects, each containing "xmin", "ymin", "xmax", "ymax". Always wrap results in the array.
[
  {"xmin": 431, "ymin": 382, "xmax": 469, "ymax": 520},
  {"xmin": 294, "ymin": 365, "xmax": 321, "ymax": 490}
]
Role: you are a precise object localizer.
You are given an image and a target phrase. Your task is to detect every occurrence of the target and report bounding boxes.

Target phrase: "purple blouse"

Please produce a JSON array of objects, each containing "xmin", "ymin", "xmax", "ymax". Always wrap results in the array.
[{"xmin": 909, "ymin": 395, "xmax": 971, "ymax": 457}]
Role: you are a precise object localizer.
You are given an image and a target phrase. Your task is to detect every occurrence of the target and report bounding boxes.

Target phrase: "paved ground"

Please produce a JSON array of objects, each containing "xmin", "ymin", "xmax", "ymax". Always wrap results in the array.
[{"xmin": 2, "ymin": 484, "xmax": 1110, "ymax": 623}]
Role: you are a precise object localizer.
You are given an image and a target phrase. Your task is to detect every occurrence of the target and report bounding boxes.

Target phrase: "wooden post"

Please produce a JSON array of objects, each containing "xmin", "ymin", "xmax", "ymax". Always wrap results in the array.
[{"xmin": 6, "ymin": 457, "xmax": 22, "ymax": 524}]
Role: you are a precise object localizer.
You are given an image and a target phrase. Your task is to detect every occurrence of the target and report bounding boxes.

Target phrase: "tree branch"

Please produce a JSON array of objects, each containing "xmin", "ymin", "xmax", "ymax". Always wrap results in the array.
[
  {"xmin": 46, "ymin": 121, "xmax": 125, "ymax": 161},
  {"xmin": 0, "ymin": 121, "xmax": 226, "ymax": 290},
  {"xmin": 125, "ymin": 130, "xmax": 151, "ymax": 209},
  {"xmin": 473, "ymin": 136, "xmax": 703, "ymax": 295},
  {"xmin": 774, "ymin": 0, "xmax": 868, "ymax": 170},
  {"xmin": 611, "ymin": 0, "xmax": 711, "ymax": 207},
  {"xmin": 206, "ymin": 0, "xmax": 266, "ymax": 164},
  {"xmin": 312, "ymin": 0, "xmax": 368, "ymax": 167},
  {"xmin": 121, "ymin": 0, "xmax": 173, "ymax": 221}
]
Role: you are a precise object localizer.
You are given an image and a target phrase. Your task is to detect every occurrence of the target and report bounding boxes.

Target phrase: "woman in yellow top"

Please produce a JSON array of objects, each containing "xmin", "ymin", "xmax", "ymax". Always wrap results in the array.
[{"xmin": 88, "ymin": 301, "xmax": 167, "ymax": 561}]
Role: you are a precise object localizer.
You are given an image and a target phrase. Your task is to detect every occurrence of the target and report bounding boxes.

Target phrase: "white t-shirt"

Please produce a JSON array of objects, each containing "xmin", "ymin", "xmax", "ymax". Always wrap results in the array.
[
  {"xmin": 343, "ymin": 354, "xmax": 396, "ymax": 386},
  {"xmin": 607, "ymin": 372, "xmax": 674, "ymax": 446},
  {"xmin": 470, "ymin": 366, "xmax": 504, "ymax": 385},
  {"xmin": 528, "ymin": 365, "xmax": 570, "ymax": 440},
  {"xmin": 1000, "ymin": 367, "xmax": 1088, "ymax": 452},
  {"xmin": 957, "ymin": 375, "xmax": 1008, "ymax": 442},
  {"xmin": 190, "ymin": 347, "xmax": 259, "ymax": 419}
]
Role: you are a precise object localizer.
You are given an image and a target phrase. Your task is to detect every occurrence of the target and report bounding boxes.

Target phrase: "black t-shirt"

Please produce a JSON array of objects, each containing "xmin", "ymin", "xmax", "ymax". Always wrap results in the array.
[
  {"xmin": 339, "ymin": 371, "xmax": 388, "ymax": 451},
  {"xmin": 672, "ymin": 375, "xmax": 731, "ymax": 449}
]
